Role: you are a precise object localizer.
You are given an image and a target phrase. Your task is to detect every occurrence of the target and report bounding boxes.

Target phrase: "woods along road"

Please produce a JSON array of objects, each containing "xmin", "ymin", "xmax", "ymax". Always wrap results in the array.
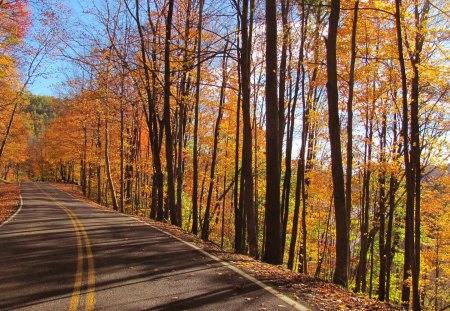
[{"xmin": 0, "ymin": 183, "xmax": 308, "ymax": 311}]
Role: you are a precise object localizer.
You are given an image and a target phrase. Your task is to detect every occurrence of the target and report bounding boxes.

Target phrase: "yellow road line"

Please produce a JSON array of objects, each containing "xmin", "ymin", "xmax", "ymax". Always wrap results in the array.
[
  {"xmin": 35, "ymin": 184, "xmax": 96, "ymax": 311},
  {"xmin": 66, "ymin": 210, "xmax": 84, "ymax": 311},
  {"xmin": 72, "ymin": 214, "xmax": 96, "ymax": 311}
]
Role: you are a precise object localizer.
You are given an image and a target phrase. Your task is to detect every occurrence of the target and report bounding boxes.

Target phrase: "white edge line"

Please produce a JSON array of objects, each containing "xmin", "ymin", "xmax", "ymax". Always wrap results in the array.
[
  {"xmin": 0, "ymin": 182, "xmax": 23, "ymax": 228},
  {"xmin": 52, "ymin": 183, "xmax": 311, "ymax": 311},
  {"xmin": 145, "ymin": 223, "xmax": 311, "ymax": 311}
]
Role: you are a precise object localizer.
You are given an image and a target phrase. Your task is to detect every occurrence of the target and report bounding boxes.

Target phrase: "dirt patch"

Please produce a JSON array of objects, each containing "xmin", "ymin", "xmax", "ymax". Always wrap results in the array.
[
  {"xmin": 0, "ymin": 183, "xmax": 20, "ymax": 224},
  {"xmin": 53, "ymin": 182, "xmax": 399, "ymax": 311}
]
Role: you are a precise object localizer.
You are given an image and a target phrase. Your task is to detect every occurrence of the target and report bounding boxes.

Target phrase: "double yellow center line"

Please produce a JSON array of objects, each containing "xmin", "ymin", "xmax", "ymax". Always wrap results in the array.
[{"xmin": 35, "ymin": 184, "xmax": 96, "ymax": 311}]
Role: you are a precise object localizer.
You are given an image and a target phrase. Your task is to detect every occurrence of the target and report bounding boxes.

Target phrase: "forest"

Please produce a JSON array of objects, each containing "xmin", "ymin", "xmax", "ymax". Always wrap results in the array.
[{"xmin": 0, "ymin": 0, "xmax": 449, "ymax": 310}]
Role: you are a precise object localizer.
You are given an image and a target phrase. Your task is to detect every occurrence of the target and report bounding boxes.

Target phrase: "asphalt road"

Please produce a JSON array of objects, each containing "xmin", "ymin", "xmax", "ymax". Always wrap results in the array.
[{"xmin": 0, "ymin": 183, "xmax": 308, "ymax": 311}]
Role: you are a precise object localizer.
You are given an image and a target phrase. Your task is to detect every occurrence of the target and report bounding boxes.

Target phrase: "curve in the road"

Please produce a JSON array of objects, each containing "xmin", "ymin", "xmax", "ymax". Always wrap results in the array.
[{"xmin": 0, "ymin": 182, "xmax": 313, "ymax": 311}]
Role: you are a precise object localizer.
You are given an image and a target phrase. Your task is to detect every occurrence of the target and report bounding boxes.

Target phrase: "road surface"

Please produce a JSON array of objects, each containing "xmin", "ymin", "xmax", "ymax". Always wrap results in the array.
[{"xmin": 0, "ymin": 183, "xmax": 308, "ymax": 310}]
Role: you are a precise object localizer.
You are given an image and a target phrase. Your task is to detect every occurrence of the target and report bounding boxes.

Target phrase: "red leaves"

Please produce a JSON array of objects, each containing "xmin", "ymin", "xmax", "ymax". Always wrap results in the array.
[{"xmin": 0, "ymin": 0, "xmax": 31, "ymax": 41}]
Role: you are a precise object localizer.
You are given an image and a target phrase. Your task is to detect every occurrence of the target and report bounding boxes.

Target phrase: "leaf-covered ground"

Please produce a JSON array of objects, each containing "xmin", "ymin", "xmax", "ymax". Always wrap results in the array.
[
  {"xmin": 54, "ymin": 183, "xmax": 400, "ymax": 311},
  {"xmin": 0, "ymin": 183, "xmax": 20, "ymax": 224}
]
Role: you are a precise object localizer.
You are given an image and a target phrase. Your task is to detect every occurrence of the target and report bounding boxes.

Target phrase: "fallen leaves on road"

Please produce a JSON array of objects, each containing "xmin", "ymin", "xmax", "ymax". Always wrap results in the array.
[
  {"xmin": 0, "ymin": 183, "xmax": 20, "ymax": 224},
  {"xmin": 53, "ymin": 182, "xmax": 400, "ymax": 311}
]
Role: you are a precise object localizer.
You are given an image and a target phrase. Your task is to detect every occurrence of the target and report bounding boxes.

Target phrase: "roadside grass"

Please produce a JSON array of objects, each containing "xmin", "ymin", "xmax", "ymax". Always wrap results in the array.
[
  {"xmin": 0, "ymin": 183, "xmax": 20, "ymax": 224},
  {"xmin": 53, "ymin": 182, "xmax": 399, "ymax": 311}
]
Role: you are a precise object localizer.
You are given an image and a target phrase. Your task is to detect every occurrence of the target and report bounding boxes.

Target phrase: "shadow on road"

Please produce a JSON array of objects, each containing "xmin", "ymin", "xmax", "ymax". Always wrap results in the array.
[{"xmin": 0, "ymin": 183, "xmax": 296, "ymax": 311}]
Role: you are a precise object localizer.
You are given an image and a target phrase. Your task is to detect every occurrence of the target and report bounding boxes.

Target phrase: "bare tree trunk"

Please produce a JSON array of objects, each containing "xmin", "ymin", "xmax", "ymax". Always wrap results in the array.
[
  {"xmin": 408, "ymin": 3, "xmax": 429, "ymax": 309},
  {"xmin": 278, "ymin": 0, "xmax": 289, "ymax": 176},
  {"xmin": 192, "ymin": 0, "xmax": 204, "ymax": 235},
  {"xmin": 395, "ymin": 0, "xmax": 416, "ymax": 307},
  {"xmin": 385, "ymin": 112, "xmax": 400, "ymax": 302},
  {"xmin": 234, "ymin": 72, "xmax": 244, "ymax": 253},
  {"xmin": 163, "ymin": 0, "xmax": 178, "ymax": 226},
  {"xmin": 201, "ymin": 45, "xmax": 228, "ymax": 241},
  {"xmin": 315, "ymin": 196, "xmax": 333, "ymax": 278},
  {"xmin": 120, "ymin": 102, "xmax": 125, "ymax": 213},
  {"xmin": 346, "ymin": 0, "xmax": 358, "ymax": 279},
  {"xmin": 105, "ymin": 116, "xmax": 119, "ymax": 211},
  {"xmin": 97, "ymin": 115, "xmax": 102, "ymax": 204},
  {"xmin": 263, "ymin": 0, "xmax": 282, "ymax": 265},
  {"xmin": 355, "ymin": 108, "xmax": 374, "ymax": 293},
  {"xmin": 82, "ymin": 125, "xmax": 88, "ymax": 195},
  {"xmin": 378, "ymin": 111, "xmax": 388, "ymax": 301},
  {"xmin": 0, "ymin": 100, "xmax": 20, "ymax": 161},
  {"xmin": 326, "ymin": 0, "xmax": 348, "ymax": 286},
  {"xmin": 238, "ymin": 0, "xmax": 258, "ymax": 258},
  {"xmin": 128, "ymin": 0, "xmax": 165, "ymax": 222}
]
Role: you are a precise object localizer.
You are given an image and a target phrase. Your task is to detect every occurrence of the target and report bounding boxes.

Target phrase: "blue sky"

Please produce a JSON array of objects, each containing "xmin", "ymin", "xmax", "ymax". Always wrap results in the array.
[{"xmin": 26, "ymin": 0, "xmax": 95, "ymax": 97}]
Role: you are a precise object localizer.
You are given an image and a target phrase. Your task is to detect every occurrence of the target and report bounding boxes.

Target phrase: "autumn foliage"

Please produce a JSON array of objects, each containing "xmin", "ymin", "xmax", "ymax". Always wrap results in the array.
[{"xmin": 1, "ymin": 0, "xmax": 449, "ymax": 309}]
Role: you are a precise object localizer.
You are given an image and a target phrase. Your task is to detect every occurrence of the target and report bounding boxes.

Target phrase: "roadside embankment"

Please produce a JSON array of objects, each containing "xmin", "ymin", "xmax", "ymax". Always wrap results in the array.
[{"xmin": 0, "ymin": 183, "xmax": 20, "ymax": 224}]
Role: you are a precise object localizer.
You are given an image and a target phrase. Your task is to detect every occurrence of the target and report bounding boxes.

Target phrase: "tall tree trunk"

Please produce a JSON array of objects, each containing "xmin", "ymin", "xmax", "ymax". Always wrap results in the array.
[
  {"xmin": 192, "ymin": 0, "xmax": 204, "ymax": 235},
  {"xmin": 163, "ymin": 0, "xmax": 178, "ymax": 226},
  {"xmin": 385, "ymin": 112, "xmax": 400, "ymax": 302},
  {"xmin": 326, "ymin": 0, "xmax": 348, "ymax": 286},
  {"xmin": 201, "ymin": 45, "xmax": 228, "ymax": 241},
  {"xmin": 82, "ymin": 125, "xmax": 88, "ymax": 195},
  {"xmin": 120, "ymin": 102, "xmax": 125, "ymax": 213},
  {"xmin": 346, "ymin": 0, "xmax": 358, "ymax": 278},
  {"xmin": 282, "ymin": 0, "xmax": 306, "ymax": 258},
  {"xmin": 129, "ymin": 0, "xmax": 165, "ymax": 221},
  {"xmin": 395, "ymin": 0, "xmax": 416, "ymax": 307},
  {"xmin": 175, "ymin": 0, "xmax": 192, "ymax": 229},
  {"xmin": 97, "ymin": 115, "xmax": 102, "ymax": 204},
  {"xmin": 408, "ymin": 3, "xmax": 429, "ymax": 309},
  {"xmin": 378, "ymin": 111, "xmax": 388, "ymax": 301},
  {"xmin": 234, "ymin": 69, "xmax": 244, "ymax": 253},
  {"xmin": 355, "ymin": 108, "xmax": 374, "ymax": 293},
  {"xmin": 278, "ymin": 0, "xmax": 289, "ymax": 176},
  {"xmin": 239, "ymin": 0, "xmax": 257, "ymax": 258},
  {"xmin": 263, "ymin": 0, "xmax": 282, "ymax": 265},
  {"xmin": 105, "ymin": 116, "xmax": 119, "ymax": 211}
]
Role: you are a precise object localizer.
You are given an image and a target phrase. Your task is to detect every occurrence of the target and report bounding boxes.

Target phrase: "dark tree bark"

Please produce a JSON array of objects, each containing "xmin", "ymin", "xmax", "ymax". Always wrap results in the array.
[
  {"xmin": 234, "ymin": 77, "xmax": 244, "ymax": 253},
  {"xmin": 263, "ymin": 0, "xmax": 282, "ymax": 265},
  {"xmin": 201, "ymin": 45, "xmax": 228, "ymax": 241},
  {"xmin": 96, "ymin": 115, "xmax": 102, "ymax": 204},
  {"xmin": 277, "ymin": 0, "xmax": 289, "ymax": 173},
  {"xmin": 345, "ymin": 0, "xmax": 358, "ymax": 279},
  {"xmin": 385, "ymin": 111, "xmax": 400, "ymax": 302},
  {"xmin": 407, "ymin": 3, "xmax": 429, "ymax": 309},
  {"xmin": 120, "ymin": 101, "xmax": 125, "ymax": 213},
  {"xmin": 237, "ymin": 0, "xmax": 258, "ymax": 258},
  {"xmin": 325, "ymin": 0, "xmax": 349, "ymax": 287},
  {"xmin": 82, "ymin": 125, "xmax": 88, "ymax": 196},
  {"xmin": 163, "ymin": 0, "xmax": 178, "ymax": 226},
  {"xmin": 128, "ymin": 0, "xmax": 165, "ymax": 222},
  {"xmin": 175, "ymin": 0, "xmax": 192, "ymax": 229},
  {"xmin": 192, "ymin": 0, "xmax": 204, "ymax": 235},
  {"xmin": 377, "ymin": 111, "xmax": 388, "ymax": 301},
  {"xmin": 102, "ymin": 47, "xmax": 119, "ymax": 212},
  {"xmin": 105, "ymin": 115, "xmax": 119, "ymax": 211},
  {"xmin": 281, "ymin": 0, "xmax": 305, "ymax": 258},
  {"xmin": 395, "ymin": 0, "xmax": 416, "ymax": 307},
  {"xmin": 355, "ymin": 107, "xmax": 374, "ymax": 293}
]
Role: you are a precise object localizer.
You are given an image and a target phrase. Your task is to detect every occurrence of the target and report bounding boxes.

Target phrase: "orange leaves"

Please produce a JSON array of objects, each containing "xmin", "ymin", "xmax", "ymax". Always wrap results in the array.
[
  {"xmin": 0, "ymin": 183, "xmax": 20, "ymax": 223},
  {"xmin": 0, "ymin": 0, "xmax": 30, "ymax": 43}
]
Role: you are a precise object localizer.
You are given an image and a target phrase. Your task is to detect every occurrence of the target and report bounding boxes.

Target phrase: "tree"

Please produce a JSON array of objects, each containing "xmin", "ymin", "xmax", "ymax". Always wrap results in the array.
[
  {"xmin": 263, "ymin": 0, "xmax": 282, "ymax": 265},
  {"xmin": 325, "ymin": 0, "xmax": 349, "ymax": 287}
]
